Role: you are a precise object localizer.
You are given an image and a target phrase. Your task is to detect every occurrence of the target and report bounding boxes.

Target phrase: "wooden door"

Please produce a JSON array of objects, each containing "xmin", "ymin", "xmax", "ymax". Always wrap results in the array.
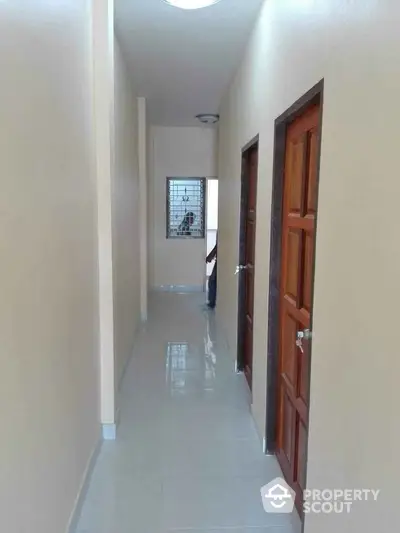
[
  {"xmin": 276, "ymin": 104, "xmax": 320, "ymax": 511},
  {"xmin": 241, "ymin": 145, "xmax": 258, "ymax": 390}
]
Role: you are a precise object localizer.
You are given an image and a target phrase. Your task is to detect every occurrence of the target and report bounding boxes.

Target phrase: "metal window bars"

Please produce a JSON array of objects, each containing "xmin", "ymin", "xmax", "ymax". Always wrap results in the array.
[{"xmin": 166, "ymin": 178, "xmax": 206, "ymax": 239}]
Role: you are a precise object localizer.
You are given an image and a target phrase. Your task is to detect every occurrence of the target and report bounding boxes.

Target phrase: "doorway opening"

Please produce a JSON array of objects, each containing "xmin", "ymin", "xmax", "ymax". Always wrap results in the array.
[
  {"xmin": 265, "ymin": 81, "xmax": 324, "ymax": 517},
  {"xmin": 206, "ymin": 178, "xmax": 218, "ymax": 288},
  {"xmin": 236, "ymin": 137, "xmax": 259, "ymax": 392}
]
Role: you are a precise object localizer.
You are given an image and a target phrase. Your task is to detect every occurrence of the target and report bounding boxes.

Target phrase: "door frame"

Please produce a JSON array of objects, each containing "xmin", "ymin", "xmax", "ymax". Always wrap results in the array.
[
  {"xmin": 236, "ymin": 135, "xmax": 259, "ymax": 375},
  {"xmin": 235, "ymin": 136, "xmax": 259, "ymax": 375},
  {"xmin": 264, "ymin": 79, "xmax": 324, "ymax": 473}
]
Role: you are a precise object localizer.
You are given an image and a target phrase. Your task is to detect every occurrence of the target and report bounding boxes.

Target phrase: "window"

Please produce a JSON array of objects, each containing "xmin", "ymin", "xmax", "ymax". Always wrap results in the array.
[{"xmin": 166, "ymin": 178, "xmax": 206, "ymax": 239}]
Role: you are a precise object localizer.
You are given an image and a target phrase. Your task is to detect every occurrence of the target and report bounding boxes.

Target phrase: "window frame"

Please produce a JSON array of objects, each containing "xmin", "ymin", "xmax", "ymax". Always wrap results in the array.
[{"xmin": 166, "ymin": 177, "xmax": 207, "ymax": 239}]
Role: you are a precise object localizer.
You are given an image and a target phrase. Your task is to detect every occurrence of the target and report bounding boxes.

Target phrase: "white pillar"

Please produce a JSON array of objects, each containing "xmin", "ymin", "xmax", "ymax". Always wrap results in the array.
[
  {"xmin": 138, "ymin": 97, "xmax": 148, "ymax": 321},
  {"xmin": 92, "ymin": 0, "xmax": 115, "ymax": 433}
]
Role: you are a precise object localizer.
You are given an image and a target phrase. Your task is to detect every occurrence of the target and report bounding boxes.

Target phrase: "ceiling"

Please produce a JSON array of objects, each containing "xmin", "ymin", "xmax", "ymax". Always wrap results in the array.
[{"xmin": 115, "ymin": 0, "xmax": 264, "ymax": 126}]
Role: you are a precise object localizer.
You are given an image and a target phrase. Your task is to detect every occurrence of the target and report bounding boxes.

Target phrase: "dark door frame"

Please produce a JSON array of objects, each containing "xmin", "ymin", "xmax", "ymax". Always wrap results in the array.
[
  {"xmin": 236, "ymin": 135, "xmax": 259, "ymax": 375},
  {"xmin": 264, "ymin": 79, "xmax": 324, "ymax": 478}
]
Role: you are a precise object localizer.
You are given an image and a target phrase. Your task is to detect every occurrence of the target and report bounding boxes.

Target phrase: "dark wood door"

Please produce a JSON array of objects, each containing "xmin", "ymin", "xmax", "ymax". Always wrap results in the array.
[
  {"xmin": 239, "ymin": 144, "xmax": 258, "ymax": 390},
  {"xmin": 276, "ymin": 104, "xmax": 320, "ymax": 511}
]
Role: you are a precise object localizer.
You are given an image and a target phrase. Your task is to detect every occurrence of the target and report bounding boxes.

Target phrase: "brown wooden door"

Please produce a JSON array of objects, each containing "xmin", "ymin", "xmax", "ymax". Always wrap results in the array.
[
  {"xmin": 276, "ymin": 104, "xmax": 320, "ymax": 511},
  {"xmin": 242, "ymin": 145, "xmax": 258, "ymax": 390}
]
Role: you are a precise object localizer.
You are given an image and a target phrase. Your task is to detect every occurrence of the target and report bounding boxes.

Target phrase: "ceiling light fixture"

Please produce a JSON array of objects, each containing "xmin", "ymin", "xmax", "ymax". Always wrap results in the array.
[
  {"xmin": 164, "ymin": 0, "xmax": 222, "ymax": 10},
  {"xmin": 196, "ymin": 114, "xmax": 219, "ymax": 124}
]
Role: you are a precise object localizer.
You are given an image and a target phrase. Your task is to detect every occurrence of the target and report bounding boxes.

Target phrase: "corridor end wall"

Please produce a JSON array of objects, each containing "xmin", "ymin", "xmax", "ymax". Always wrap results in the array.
[{"xmin": 148, "ymin": 126, "xmax": 217, "ymax": 291}]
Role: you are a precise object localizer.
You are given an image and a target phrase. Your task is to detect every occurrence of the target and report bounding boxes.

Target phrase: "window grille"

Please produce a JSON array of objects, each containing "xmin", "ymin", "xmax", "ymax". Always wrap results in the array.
[{"xmin": 166, "ymin": 178, "xmax": 206, "ymax": 239}]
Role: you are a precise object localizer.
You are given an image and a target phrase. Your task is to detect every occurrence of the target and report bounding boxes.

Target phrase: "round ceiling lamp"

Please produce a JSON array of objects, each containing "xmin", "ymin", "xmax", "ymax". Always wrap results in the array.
[
  {"xmin": 196, "ymin": 114, "xmax": 219, "ymax": 124},
  {"xmin": 164, "ymin": 0, "xmax": 222, "ymax": 10}
]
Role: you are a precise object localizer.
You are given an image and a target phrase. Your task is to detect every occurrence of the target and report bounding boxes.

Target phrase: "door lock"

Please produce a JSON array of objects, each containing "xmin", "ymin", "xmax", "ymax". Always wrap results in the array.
[{"xmin": 295, "ymin": 338, "xmax": 304, "ymax": 353}]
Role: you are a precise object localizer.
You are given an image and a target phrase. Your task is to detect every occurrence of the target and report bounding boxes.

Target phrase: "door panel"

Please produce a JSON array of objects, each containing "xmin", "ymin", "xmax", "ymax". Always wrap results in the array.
[
  {"xmin": 276, "ymin": 103, "xmax": 320, "ymax": 512},
  {"xmin": 297, "ymin": 420, "xmax": 307, "ymax": 490},
  {"xmin": 281, "ymin": 314, "xmax": 297, "ymax": 385},
  {"xmin": 286, "ymin": 229, "xmax": 301, "ymax": 302},
  {"xmin": 288, "ymin": 139, "xmax": 305, "ymax": 214},
  {"xmin": 303, "ymin": 234, "xmax": 314, "ymax": 311},
  {"xmin": 282, "ymin": 394, "xmax": 295, "ymax": 461},
  {"xmin": 238, "ymin": 143, "xmax": 258, "ymax": 391},
  {"xmin": 306, "ymin": 130, "xmax": 318, "ymax": 214}
]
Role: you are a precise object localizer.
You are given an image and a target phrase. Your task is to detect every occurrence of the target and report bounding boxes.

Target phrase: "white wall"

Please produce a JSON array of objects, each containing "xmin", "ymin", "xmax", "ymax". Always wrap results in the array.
[
  {"xmin": 113, "ymin": 37, "xmax": 141, "ymax": 387},
  {"xmin": 0, "ymin": 1, "xmax": 99, "ymax": 532},
  {"xmin": 149, "ymin": 126, "xmax": 217, "ymax": 289},
  {"xmin": 218, "ymin": 1, "xmax": 400, "ymax": 531}
]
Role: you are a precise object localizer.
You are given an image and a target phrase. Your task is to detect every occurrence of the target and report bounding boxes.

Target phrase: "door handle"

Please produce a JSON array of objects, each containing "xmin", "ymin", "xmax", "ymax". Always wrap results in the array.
[
  {"xmin": 234, "ymin": 264, "xmax": 249, "ymax": 275},
  {"xmin": 297, "ymin": 329, "xmax": 312, "ymax": 340},
  {"xmin": 296, "ymin": 329, "xmax": 312, "ymax": 354}
]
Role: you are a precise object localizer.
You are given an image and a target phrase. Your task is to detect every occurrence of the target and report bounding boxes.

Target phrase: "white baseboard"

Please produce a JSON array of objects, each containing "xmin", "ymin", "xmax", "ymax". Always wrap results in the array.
[
  {"xmin": 67, "ymin": 432, "xmax": 102, "ymax": 533},
  {"xmin": 153, "ymin": 284, "xmax": 204, "ymax": 293},
  {"xmin": 102, "ymin": 423, "xmax": 117, "ymax": 440}
]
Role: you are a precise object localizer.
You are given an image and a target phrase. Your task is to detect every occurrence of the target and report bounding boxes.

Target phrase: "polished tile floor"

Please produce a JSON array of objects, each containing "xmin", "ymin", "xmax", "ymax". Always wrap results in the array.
[{"xmin": 76, "ymin": 293, "xmax": 299, "ymax": 533}]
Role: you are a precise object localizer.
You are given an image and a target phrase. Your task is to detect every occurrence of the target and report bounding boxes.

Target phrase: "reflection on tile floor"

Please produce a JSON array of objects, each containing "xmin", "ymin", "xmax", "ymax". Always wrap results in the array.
[{"xmin": 75, "ymin": 293, "xmax": 299, "ymax": 533}]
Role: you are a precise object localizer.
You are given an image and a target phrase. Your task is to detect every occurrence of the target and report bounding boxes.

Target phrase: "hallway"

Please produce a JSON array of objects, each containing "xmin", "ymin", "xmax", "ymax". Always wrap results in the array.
[{"xmin": 75, "ymin": 294, "xmax": 298, "ymax": 533}]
